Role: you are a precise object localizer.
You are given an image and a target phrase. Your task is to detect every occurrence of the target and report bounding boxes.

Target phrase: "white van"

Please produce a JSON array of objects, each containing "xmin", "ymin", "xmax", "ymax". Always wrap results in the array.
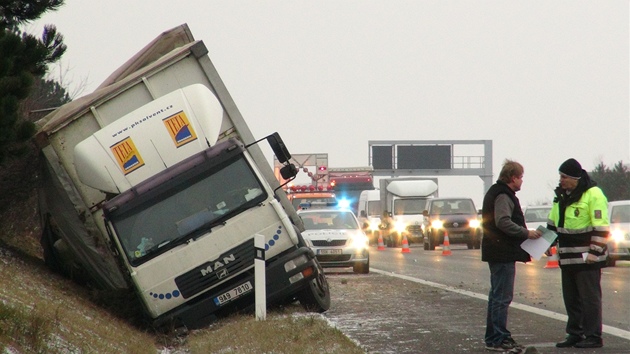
[{"xmin": 357, "ymin": 189, "xmax": 382, "ymax": 243}]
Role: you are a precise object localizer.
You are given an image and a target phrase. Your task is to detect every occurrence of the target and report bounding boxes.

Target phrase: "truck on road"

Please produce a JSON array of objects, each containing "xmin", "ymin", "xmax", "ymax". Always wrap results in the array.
[
  {"xmin": 378, "ymin": 178, "xmax": 439, "ymax": 246},
  {"xmin": 34, "ymin": 24, "xmax": 330, "ymax": 330}
]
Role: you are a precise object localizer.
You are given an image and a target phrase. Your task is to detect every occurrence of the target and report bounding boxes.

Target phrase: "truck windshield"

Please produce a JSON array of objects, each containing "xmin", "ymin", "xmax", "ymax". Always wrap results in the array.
[
  {"xmin": 393, "ymin": 199, "xmax": 427, "ymax": 215},
  {"xmin": 110, "ymin": 157, "xmax": 267, "ymax": 265},
  {"xmin": 367, "ymin": 200, "xmax": 382, "ymax": 217}
]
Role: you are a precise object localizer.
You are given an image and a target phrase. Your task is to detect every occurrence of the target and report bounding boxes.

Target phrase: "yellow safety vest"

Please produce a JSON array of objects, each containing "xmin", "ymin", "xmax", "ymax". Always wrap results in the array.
[{"xmin": 548, "ymin": 186, "xmax": 609, "ymax": 268}]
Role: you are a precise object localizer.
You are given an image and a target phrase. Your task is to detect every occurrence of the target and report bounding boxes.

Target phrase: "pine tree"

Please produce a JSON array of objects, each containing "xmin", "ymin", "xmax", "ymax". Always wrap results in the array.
[
  {"xmin": 0, "ymin": 1, "xmax": 66, "ymax": 164},
  {"xmin": 590, "ymin": 161, "xmax": 630, "ymax": 201}
]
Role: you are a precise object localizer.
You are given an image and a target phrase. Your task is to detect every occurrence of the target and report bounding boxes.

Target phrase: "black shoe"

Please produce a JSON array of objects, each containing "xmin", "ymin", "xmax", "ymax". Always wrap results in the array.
[
  {"xmin": 504, "ymin": 337, "xmax": 524, "ymax": 349},
  {"xmin": 574, "ymin": 336, "xmax": 603, "ymax": 348},
  {"xmin": 556, "ymin": 334, "xmax": 583, "ymax": 348}
]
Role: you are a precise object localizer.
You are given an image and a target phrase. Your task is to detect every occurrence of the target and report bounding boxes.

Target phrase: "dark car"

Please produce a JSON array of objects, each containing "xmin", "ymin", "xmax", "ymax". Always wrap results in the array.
[{"xmin": 423, "ymin": 198, "xmax": 481, "ymax": 250}]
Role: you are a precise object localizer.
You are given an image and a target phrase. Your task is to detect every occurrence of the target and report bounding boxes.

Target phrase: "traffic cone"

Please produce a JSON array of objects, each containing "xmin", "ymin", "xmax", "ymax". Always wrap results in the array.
[
  {"xmin": 401, "ymin": 235, "xmax": 410, "ymax": 253},
  {"xmin": 544, "ymin": 246, "xmax": 559, "ymax": 268},
  {"xmin": 377, "ymin": 233, "xmax": 385, "ymax": 251},
  {"xmin": 441, "ymin": 232, "xmax": 452, "ymax": 256}
]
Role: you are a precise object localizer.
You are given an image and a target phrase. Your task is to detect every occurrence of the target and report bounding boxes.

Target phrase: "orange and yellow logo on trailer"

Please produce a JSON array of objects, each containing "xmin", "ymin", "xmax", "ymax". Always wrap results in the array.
[
  {"xmin": 163, "ymin": 111, "xmax": 197, "ymax": 148},
  {"xmin": 111, "ymin": 137, "xmax": 145, "ymax": 175}
]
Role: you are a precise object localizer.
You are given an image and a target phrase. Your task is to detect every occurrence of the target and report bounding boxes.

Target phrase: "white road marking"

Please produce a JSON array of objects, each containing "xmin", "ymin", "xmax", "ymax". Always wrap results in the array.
[{"xmin": 371, "ymin": 268, "xmax": 630, "ymax": 340}]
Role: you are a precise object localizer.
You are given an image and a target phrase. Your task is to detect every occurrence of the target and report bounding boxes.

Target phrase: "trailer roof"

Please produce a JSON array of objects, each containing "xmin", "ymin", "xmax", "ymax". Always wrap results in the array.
[{"xmin": 36, "ymin": 24, "xmax": 197, "ymax": 137}]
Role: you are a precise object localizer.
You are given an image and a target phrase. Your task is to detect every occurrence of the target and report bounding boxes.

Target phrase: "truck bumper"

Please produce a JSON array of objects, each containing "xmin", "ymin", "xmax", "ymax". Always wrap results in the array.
[{"xmin": 152, "ymin": 246, "xmax": 320, "ymax": 330}]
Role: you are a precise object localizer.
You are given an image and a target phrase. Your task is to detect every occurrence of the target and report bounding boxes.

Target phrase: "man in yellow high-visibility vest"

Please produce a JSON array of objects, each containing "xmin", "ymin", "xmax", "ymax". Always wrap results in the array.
[{"xmin": 548, "ymin": 158, "xmax": 609, "ymax": 349}]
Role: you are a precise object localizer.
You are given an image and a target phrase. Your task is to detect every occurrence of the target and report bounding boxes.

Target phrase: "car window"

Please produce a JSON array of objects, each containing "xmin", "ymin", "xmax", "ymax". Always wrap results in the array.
[
  {"xmin": 300, "ymin": 211, "xmax": 359, "ymax": 230},
  {"xmin": 524, "ymin": 207, "xmax": 551, "ymax": 222},
  {"xmin": 610, "ymin": 205, "xmax": 630, "ymax": 223},
  {"xmin": 429, "ymin": 200, "xmax": 475, "ymax": 215}
]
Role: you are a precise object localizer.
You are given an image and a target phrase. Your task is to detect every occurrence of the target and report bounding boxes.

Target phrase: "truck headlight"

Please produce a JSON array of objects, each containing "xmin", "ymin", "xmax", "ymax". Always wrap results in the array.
[
  {"xmin": 284, "ymin": 254, "xmax": 308, "ymax": 272},
  {"xmin": 431, "ymin": 220, "xmax": 443, "ymax": 229},
  {"xmin": 394, "ymin": 220, "xmax": 407, "ymax": 234}
]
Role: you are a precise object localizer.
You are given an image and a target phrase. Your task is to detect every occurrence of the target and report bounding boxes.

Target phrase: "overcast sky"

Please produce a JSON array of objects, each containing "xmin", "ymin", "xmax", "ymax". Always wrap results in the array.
[{"xmin": 29, "ymin": 1, "xmax": 629, "ymax": 207}]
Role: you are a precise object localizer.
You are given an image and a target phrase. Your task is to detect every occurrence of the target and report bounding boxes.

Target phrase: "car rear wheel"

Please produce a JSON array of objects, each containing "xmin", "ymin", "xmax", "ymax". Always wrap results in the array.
[{"xmin": 606, "ymin": 256, "xmax": 617, "ymax": 267}]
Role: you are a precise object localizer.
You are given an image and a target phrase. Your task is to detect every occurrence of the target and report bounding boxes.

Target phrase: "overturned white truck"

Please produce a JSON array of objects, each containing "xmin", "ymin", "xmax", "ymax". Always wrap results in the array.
[{"xmin": 34, "ymin": 24, "xmax": 330, "ymax": 329}]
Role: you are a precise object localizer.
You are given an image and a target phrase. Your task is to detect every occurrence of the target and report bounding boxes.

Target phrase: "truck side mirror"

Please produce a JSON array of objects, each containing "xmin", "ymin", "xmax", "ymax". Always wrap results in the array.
[
  {"xmin": 279, "ymin": 163, "xmax": 298, "ymax": 179},
  {"xmin": 266, "ymin": 132, "xmax": 291, "ymax": 164}
]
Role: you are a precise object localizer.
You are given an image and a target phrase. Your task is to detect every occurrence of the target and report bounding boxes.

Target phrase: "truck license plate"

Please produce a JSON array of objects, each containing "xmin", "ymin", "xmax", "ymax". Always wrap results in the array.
[
  {"xmin": 319, "ymin": 249, "xmax": 342, "ymax": 255},
  {"xmin": 213, "ymin": 281, "xmax": 253, "ymax": 306}
]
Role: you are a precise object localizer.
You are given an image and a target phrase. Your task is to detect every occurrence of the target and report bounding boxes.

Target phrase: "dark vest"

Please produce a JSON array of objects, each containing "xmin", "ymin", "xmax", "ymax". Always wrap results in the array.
[{"xmin": 481, "ymin": 181, "xmax": 530, "ymax": 263}]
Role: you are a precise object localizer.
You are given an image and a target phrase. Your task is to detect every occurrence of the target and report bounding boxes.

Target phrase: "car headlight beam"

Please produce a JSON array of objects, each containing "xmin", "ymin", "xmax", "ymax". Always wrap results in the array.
[
  {"xmin": 469, "ymin": 219, "xmax": 480, "ymax": 229},
  {"xmin": 431, "ymin": 220, "xmax": 444, "ymax": 229},
  {"xmin": 610, "ymin": 229, "xmax": 627, "ymax": 243}
]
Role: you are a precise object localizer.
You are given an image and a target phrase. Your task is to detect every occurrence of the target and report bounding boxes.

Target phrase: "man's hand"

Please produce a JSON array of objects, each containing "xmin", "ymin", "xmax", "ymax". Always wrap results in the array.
[
  {"xmin": 585, "ymin": 253, "xmax": 598, "ymax": 264},
  {"xmin": 527, "ymin": 229, "xmax": 542, "ymax": 239}
]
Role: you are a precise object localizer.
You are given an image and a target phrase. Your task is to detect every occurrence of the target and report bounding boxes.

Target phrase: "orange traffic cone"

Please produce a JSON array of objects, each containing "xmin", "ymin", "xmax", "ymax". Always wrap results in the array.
[
  {"xmin": 377, "ymin": 233, "xmax": 385, "ymax": 251},
  {"xmin": 441, "ymin": 232, "xmax": 452, "ymax": 256},
  {"xmin": 544, "ymin": 246, "xmax": 559, "ymax": 268},
  {"xmin": 401, "ymin": 235, "xmax": 410, "ymax": 253}
]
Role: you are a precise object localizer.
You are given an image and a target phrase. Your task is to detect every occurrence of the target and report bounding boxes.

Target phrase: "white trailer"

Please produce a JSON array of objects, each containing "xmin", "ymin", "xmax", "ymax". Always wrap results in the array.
[{"xmin": 34, "ymin": 24, "xmax": 329, "ymax": 330}]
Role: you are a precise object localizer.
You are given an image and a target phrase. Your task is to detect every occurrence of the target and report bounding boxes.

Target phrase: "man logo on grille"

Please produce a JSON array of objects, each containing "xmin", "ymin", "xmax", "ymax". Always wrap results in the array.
[
  {"xmin": 216, "ymin": 268, "xmax": 229, "ymax": 280},
  {"xmin": 200, "ymin": 254, "xmax": 236, "ymax": 276}
]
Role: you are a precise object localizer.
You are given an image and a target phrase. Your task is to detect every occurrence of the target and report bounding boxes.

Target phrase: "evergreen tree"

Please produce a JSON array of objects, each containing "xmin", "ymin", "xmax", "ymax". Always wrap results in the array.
[
  {"xmin": 590, "ymin": 161, "xmax": 630, "ymax": 201},
  {"xmin": 0, "ymin": 1, "xmax": 66, "ymax": 164}
]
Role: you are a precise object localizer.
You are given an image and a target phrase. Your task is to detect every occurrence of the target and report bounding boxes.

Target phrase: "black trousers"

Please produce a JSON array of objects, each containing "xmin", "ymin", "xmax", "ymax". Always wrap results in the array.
[{"xmin": 561, "ymin": 267, "xmax": 602, "ymax": 338}]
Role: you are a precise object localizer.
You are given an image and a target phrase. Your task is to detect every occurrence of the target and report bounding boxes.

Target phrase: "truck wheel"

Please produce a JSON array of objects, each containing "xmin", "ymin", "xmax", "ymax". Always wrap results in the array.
[
  {"xmin": 467, "ymin": 239, "xmax": 474, "ymax": 249},
  {"xmin": 353, "ymin": 259, "xmax": 370, "ymax": 274},
  {"xmin": 423, "ymin": 238, "xmax": 429, "ymax": 250},
  {"xmin": 606, "ymin": 256, "xmax": 616, "ymax": 267},
  {"xmin": 298, "ymin": 262, "xmax": 330, "ymax": 313}
]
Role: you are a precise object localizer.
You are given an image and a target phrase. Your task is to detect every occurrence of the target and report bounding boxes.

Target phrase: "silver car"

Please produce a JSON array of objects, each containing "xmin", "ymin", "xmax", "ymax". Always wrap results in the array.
[
  {"xmin": 298, "ymin": 209, "xmax": 370, "ymax": 274},
  {"xmin": 523, "ymin": 205, "xmax": 552, "ymax": 231},
  {"xmin": 607, "ymin": 200, "xmax": 630, "ymax": 267}
]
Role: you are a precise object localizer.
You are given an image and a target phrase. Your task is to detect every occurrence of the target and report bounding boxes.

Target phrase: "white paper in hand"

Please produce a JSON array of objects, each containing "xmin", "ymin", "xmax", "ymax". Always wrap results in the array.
[{"xmin": 520, "ymin": 226, "xmax": 558, "ymax": 260}]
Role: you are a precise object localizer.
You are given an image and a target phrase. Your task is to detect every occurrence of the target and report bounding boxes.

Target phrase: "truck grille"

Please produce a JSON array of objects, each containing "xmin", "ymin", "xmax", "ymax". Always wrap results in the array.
[
  {"xmin": 311, "ymin": 240, "xmax": 347, "ymax": 247},
  {"xmin": 175, "ymin": 240, "xmax": 255, "ymax": 299},
  {"xmin": 406, "ymin": 225, "xmax": 423, "ymax": 234}
]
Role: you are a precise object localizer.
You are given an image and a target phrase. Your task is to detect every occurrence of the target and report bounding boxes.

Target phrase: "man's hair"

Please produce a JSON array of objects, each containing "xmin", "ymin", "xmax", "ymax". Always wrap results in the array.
[{"xmin": 497, "ymin": 159, "xmax": 524, "ymax": 183}]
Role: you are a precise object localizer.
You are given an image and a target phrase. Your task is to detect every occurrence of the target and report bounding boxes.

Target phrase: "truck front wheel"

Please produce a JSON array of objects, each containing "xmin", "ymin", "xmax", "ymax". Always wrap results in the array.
[{"xmin": 298, "ymin": 262, "xmax": 331, "ymax": 313}]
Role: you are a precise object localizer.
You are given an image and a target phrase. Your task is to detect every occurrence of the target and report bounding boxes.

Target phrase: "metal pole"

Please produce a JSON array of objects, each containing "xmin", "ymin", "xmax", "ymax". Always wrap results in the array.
[{"xmin": 254, "ymin": 234, "xmax": 266, "ymax": 321}]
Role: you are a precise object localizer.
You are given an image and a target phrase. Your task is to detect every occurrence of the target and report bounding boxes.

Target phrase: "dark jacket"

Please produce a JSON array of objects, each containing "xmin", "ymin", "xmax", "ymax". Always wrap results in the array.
[{"xmin": 481, "ymin": 181, "xmax": 530, "ymax": 263}]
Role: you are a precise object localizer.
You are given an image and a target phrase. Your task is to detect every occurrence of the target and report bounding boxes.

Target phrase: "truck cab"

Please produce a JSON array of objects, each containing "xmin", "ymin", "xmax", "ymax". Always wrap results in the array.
[
  {"xmin": 379, "ymin": 179, "xmax": 439, "ymax": 247},
  {"xmin": 36, "ymin": 47, "xmax": 331, "ymax": 330},
  {"xmin": 357, "ymin": 189, "xmax": 383, "ymax": 244}
]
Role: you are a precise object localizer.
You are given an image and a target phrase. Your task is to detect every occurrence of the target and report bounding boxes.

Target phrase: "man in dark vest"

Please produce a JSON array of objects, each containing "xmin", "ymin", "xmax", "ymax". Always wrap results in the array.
[{"xmin": 482, "ymin": 159, "xmax": 542, "ymax": 351}]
